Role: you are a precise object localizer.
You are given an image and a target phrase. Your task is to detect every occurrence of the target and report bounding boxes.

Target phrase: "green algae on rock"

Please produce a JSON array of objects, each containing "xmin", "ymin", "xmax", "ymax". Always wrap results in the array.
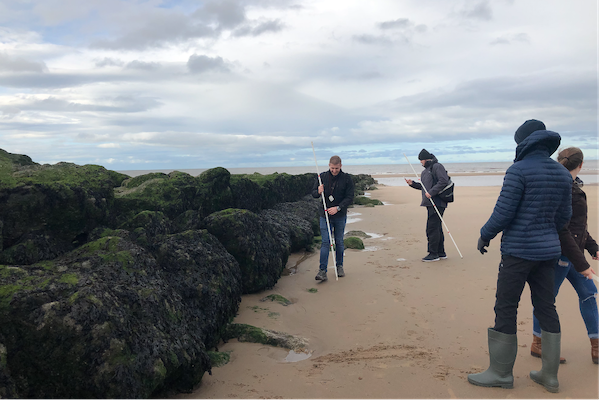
[
  {"xmin": 344, "ymin": 230, "xmax": 371, "ymax": 238},
  {"xmin": 354, "ymin": 196, "xmax": 384, "ymax": 206},
  {"xmin": 344, "ymin": 236, "xmax": 365, "ymax": 250},
  {"xmin": 204, "ymin": 209, "xmax": 289, "ymax": 294},
  {"xmin": 260, "ymin": 294, "xmax": 292, "ymax": 306},
  {"xmin": 222, "ymin": 323, "xmax": 308, "ymax": 352},
  {"xmin": 0, "ymin": 232, "xmax": 241, "ymax": 398}
]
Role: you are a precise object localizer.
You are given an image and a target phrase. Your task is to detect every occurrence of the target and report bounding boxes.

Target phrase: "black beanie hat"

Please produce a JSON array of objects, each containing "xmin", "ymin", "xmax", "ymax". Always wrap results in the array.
[
  {"xmin": 514, "ymin": 119, "xmax": 546, "ymax": 144},
  {"xmin": 418, "ymin": 149, "xmax": 434, "ymax": 160}
]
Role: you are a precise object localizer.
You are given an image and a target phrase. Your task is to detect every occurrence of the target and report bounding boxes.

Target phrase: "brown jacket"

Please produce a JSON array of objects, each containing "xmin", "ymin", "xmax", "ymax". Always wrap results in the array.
[{"xmin": 558, "ymin": 178, "xmax": 599, "ymax": 272}]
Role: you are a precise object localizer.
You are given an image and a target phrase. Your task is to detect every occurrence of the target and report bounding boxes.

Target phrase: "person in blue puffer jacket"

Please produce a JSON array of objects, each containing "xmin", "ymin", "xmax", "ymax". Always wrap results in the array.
[{"xmin": 468, "ymin": 119, "xmax": 573, "ymax": 393}]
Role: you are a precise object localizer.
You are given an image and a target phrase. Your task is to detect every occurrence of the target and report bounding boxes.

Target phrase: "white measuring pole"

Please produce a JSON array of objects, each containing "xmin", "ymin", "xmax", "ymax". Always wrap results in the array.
[
  {"xmin": 403, "ymin": 153, "xmax": 463, "ymax": 258},
  {"xmin": 311, "ymin": 142, "xmax": 339, "ymax": 280}
]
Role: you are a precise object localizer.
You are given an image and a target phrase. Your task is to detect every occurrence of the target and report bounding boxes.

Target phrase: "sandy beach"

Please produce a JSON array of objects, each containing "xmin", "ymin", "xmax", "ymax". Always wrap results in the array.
[{"xmin": 175, "ymin": 183, "xmax": 599, "ymax": 399}]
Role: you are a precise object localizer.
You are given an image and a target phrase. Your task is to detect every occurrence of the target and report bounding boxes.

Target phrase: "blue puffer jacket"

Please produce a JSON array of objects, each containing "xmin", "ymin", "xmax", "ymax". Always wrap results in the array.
[{"xmin": 480, "ymin": 130, "xmax": 572, "ymax": 261}]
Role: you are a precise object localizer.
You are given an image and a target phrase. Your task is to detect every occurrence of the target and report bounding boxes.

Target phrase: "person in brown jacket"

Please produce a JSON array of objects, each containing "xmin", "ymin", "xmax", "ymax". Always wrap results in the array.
[{"xmin": 531, "ymin": 147, "xmax": 599, "ymax": 364}]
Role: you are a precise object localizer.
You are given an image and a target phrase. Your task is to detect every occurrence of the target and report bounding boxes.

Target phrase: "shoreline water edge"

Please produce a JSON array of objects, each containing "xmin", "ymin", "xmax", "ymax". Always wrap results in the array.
[{"xmin": 119, "ymin": 160, "xmax": 600, "ymax": 186}]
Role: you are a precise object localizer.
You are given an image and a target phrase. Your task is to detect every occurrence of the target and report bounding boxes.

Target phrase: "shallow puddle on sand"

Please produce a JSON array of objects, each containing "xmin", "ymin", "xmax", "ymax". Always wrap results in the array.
[{"xmin": 284, "ymin": 350, "xmax": 312, "ymax": 362}]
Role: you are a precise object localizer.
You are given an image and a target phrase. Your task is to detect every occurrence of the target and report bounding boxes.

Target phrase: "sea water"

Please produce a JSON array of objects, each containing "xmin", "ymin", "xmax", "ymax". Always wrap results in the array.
[{"xmin": 118, "ymin": 160, "xmax": 599, "ymax": 187}]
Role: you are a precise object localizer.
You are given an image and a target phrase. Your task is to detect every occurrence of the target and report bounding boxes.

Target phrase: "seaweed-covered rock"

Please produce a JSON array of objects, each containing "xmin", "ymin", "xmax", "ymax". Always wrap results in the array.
[
  {"xmin": 230, "ymin": 172, "xmax": 315, "ymax": 211},
  {"xmin": 0, "ymin": 231, "xmax": 75, "ymax": 265},
  {"xmin": 272, "ymin": 197, "xmax": 321, "ymax": 236},
  {"xmin": 354, "ymin": 196, "xmax": 384, "ymax": 206},
  {"xmin": 229, "ymin": 176, "xmax": 264, "ymax": 212},
  {"xmin": 259, "ymin": 209, "xmax": 313, "ymax": 253},
  {"xmin": 0, "ymin": 157, "xmax": 128, "ymax": 264},
  {"xmin": 352, "ymin": 174, "xmax": 378, "ymax": 194},
  {"xmin": 114, "ymin": 168, "xmax": 234, "ymax": 223},
  {"xmin": 0, "ymin": 335, "xmax": 17, "ymax": 399},
  {"xmin": 172, "ymin": 210, "xmax": 206, "ymax": 233},
  {"xmin": 344, "ymin": 230, "xmax": 371, "ymax": 238},
  {"xmin": 149, "ymin": 230, "xmax": 242, "ymax": 350},
  {"xmin": 344, "ymin": 236, "xmax": 365, "ymax": 249},
  {"xmin": 222, "ymin": 323, "xmax": 308, "ymax": 351},
  {"xmin": 0, "ymin": 232, "xmax": 240, "ymax": 398},
  {"xmin": 204, "ymin": 209, "xmax": 289, "ymax": 294}
]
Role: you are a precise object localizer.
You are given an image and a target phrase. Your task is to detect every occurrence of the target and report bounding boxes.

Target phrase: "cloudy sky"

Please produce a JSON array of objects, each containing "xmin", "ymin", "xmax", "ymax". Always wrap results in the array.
[{"xmin": 0, "ymin": 0, "xmax": 597, "ymax": 170}]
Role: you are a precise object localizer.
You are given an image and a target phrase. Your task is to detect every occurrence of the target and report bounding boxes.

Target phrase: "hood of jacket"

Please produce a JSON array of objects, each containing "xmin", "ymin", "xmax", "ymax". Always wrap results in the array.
[
  {"xmin": 423, "ymin": 156, "xmax": 438, "ymax": 169},
  {"xmin": 514, "ymin": 130, "xmax": 561, "ymax": 162}
]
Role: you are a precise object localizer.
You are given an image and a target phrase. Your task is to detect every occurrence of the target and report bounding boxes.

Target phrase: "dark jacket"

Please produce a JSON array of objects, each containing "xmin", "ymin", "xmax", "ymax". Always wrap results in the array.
[
  {"xmin": 558, "ymin": 177, "xmax": 599, "ymax": 272},
  {"xmin": 480, "ymin": 130, "xmax": 573, "ymax": 261},
  {"xmin": 311, "ymin": 170, "xmax": 354, "ymax": 218},
  {"xmin": 408, "ymin": 156, "xmax": 450, "ymax": 208}
]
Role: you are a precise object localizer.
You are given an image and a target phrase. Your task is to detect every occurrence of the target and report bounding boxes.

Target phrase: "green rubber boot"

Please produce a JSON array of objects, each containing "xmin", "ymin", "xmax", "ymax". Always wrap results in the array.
[
  {"xmin": 468, "ymin": 328, "xmax": 517, "ymax": 389},
  {"xmin": 530, "ymin": 330, "xmax": 560, "ymax": 393}
]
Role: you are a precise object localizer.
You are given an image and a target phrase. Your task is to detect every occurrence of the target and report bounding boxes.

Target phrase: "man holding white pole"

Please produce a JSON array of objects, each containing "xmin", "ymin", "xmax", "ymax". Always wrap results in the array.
[
  {"xmin": 405, "ymin": 149, "xmax": 451, "ymax": 262},
  {"xmin": 311, "ymin": 155, "xmax": 354, "ymax": 281}
]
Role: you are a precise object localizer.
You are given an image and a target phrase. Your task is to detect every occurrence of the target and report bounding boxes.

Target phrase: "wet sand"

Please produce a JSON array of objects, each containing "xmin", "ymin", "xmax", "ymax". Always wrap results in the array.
[{"xmin": 175, "ymin": 184, "xmax": 599, "ymax": 399}]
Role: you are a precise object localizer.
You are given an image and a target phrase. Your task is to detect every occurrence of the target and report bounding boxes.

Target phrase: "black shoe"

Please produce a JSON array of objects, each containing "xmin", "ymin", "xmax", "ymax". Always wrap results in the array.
[
  {"xmin": 337, "ymin": 266, "xmax": 345, "ymax": 277},
  {"xmin": 422, "ymin": 253, "xmax": 440, "ymax": 262},
  {"xmin": 439, "ymin": 252, "xmax": 447, "ymax": 260}
]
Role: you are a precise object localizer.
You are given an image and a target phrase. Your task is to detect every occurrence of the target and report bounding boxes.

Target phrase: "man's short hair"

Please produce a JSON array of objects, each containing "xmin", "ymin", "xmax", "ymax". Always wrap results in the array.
[{"xmin": 329, "ymin": 155, "xmax": 342, "ymax": 165}]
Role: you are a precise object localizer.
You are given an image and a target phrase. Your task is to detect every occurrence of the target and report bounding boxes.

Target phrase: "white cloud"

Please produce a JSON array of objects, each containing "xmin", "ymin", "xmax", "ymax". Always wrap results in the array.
[{"xmin": 0, "ymin": 0, "xmax": 596, "ymax": 170}]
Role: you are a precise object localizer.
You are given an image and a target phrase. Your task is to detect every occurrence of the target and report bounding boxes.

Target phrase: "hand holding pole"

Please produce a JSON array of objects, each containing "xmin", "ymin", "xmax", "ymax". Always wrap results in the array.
[
  {"xmin": 404, "ymin": 153, "xmax": 463, "ymax": 258},
  {"xmin": 312, "ymin": 142, "xmax": 339, "ymax": 280}
]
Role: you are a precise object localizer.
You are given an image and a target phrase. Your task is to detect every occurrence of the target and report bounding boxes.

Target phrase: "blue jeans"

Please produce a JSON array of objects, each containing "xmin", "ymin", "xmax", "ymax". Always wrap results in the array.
[
  {"xmin": 533, "ymin": 256, "xmax": 599, "ymax": 338},
  {"xmin": 319, "ymin": 215, "xmax": 346, "ymax": 271}
]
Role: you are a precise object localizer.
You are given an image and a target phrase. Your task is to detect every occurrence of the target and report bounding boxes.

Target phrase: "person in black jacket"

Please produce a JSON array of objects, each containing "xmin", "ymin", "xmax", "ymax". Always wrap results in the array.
[
  {"xmin": 405, "ymin": 149, "xmax": 450, "ymax": 262},
  {"xmin": 311, "ymin": 155, "xmax": 354, "ymax": 281},
  {"xmin": 530, "ymin": 147, "xmax": 599, "ymax": 364}
]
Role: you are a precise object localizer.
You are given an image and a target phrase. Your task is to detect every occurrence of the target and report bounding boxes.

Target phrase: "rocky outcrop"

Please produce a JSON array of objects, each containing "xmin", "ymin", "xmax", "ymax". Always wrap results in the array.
[
  {"xmin": 204, "ymin": 209, "xmax": 290, "ymax": 294},
  {"xmin": 352, "ymin": 173, "xmax": 378, "ymax": 193},
  {"xmin": 273, "ymin": 196, "xmax": 321, "ymax": 236},
  {"xmin": 0, "ymin": 334, "xmax": 16, "ymax": 399},
  {"xmin": 0, "ymin": 231, "xmax": 241, "ymax": 398},
  {"xmin": 230, "ymin": 173, "xmax": 315, "ymax": 212},
  {"xmin": 0, "ymin": 160, "xmax": 128, "ymax": 264},
  {"xmin": 113, "ymin": 168, "xmax": 234, "ymax": 223},
  {"xmin": 0, "ymin": 148, "xmax": 377, "ymax": 398}
]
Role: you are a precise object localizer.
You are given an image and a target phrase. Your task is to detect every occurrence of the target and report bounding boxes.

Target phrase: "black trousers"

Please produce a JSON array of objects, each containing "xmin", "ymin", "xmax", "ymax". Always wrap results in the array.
[
  {"xmin": 426, "ymin": 206, "xmax": 445, "ymax": 256},
  {"xmin": 494, "ymin": 254, "xmax": 560, "ymax": 335}
]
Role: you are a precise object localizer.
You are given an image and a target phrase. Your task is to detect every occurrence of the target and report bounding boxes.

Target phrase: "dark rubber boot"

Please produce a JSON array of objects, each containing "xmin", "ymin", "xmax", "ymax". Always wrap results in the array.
[
  {"xmin": 530, "ymin": 330, "xmax": 560, "ymax": 393},
  {"xmin": 468, "ymin": 328, "xmax": 517, "ymax": 389},
  {"xmin": 531, "ymin": 334, "xmax": 566, "ymax": 363}
]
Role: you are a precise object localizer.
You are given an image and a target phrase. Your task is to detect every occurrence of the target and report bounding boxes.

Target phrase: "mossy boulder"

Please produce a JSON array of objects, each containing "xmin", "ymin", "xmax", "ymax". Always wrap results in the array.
[
  {"xmin": 354, "ymin": 196, "xmax": 384, "ymax": 206},
  {"xmin": 204, "ymin": 209, "xmax": 289, "ymax": 294},
  {"xmin": 114, "ymin": 168, "xmax": 234, "ymax": 223},
  {"xmin": 222, "ymin": 323, "xmax": 308, "ymax": 351},
  {"xmin": 344, "ymin": 236, "xmax": 365, "ymax": 250},
  {"xmin": 149, "ymin": 230, "xmax": 242, "ymax": 350},
  {"xmin": 230, "ymin": 172, "xmax": 315, "ymax": 211},
  {"xmin": 351, "ymin": 174, "xmax": 378, "ymax": 194},
  {"xmin": 207, "ymin": 351, "xmax": 230, "ymax": 368},
  {"xmin": 0, "ymin": 334, "xmax": 16, "ymax": 399},
  {"xmin": 259, "ymin": 209, "xmax": 313, "ymax": 253},
  {"xmin": 272, "ymin": 197, "xmax": 321, "ymax": 235},
  {"xmin": 0, "ymin": 155, "xmax": 128, "ymax": 264},
  {"xmin": 0, "ymin": 232, "xmax": 241, "ymax": 398},
  {"xmin": 344, "ymin": 230, "xmax": 371, "ymax": 238}
]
